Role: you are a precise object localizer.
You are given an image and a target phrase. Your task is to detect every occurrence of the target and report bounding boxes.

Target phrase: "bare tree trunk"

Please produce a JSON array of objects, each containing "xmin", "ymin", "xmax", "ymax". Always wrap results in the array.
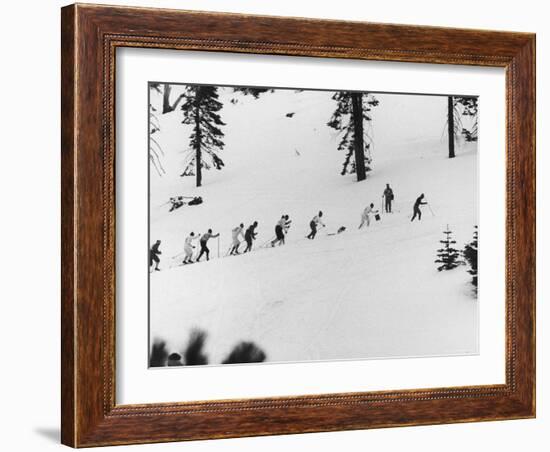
[
  {"xmin": 162, "ymin": 83, "xmax": 186, "ymax": 114},
  {"xmin": 351, "ymin": 92, "xmax": 366, "ymax": 181},
  {"xmin": 448, "ymin": 96, "xmax": 455, "ymax": 158}
]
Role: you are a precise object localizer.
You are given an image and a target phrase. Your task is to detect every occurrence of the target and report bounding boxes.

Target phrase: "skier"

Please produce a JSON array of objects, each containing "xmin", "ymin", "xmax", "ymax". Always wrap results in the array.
[
  {"xmin": 149, "ymin": 239, "xmax": 162, "ymax": 271},
  {"xmin": 283, "ymin": 215, "xmax": 292, "ymax": 236},
  {"xmin": 271, "ymin": 215, "xmax": 287, "ymax": 247},
  {"xmin": 359, "ymin": 203, "xmax": 378, "ymax": 229},
  {"xmin": 169, "ymin": 196, "xmax": 184, "ymax": 212},
  {"xmin": 197, "ymin": 228, "xmax": 219, "ymax": 262},
  {"xmin": 183, "ymin": 232, "xmax": 200, "ymax": 264},
  {"xmin": 382, "ymin": 183, "xmax": 394, "ymax": 213},
  {"xmin": 229, "ymin": 223, "xmax": 245, "ymax": 255},
  {"xmin": 411, "ymin": 193, "xmax": 428, "ymax": 222},
  {"xmin": 306, "ymin": 211, "xmax": 325, "ymax": 239},
  {"xmin": 244, "ymin": 221, "xmax": 258, "ymax": 253}
]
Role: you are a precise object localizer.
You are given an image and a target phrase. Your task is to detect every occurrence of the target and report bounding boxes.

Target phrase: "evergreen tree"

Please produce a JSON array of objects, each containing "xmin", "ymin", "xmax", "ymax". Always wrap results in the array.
[
  {"xmin": 232, "ymin": 87, "xmax": 274, "ymax": 98},
  {"xmin": 463, "ymin": 226, "xmax": 478, "ymax": 290},
  {"xmin": 446, "ymin": 96, "xmax": 479, "ymax": 159},
  {"xmin": 181, "ymin": 86, "xmax": 226, "ymax": 187},
  {"xmin": 455, "ymin": 96, "xmax": 478, "ymax": 142},
  {"xmin": 435, "ymin": 225, "xmax": 464, "ymax": 271},
  {"xmin": 327, "ymin": 91, "xmax": 379, "ymax": 181}
]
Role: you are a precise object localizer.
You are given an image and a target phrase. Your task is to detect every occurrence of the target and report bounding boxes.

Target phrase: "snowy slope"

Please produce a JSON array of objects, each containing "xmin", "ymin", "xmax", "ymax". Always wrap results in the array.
[{"xmin": 149, "ymin": 86, "xmax": 478, "ymax": 365}]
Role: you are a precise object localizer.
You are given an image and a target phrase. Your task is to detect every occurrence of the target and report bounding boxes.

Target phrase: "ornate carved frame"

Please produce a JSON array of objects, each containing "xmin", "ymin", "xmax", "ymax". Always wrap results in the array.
[{"xmin": 61, "ymin": 4, "xmax": 535, "ymax": 447}]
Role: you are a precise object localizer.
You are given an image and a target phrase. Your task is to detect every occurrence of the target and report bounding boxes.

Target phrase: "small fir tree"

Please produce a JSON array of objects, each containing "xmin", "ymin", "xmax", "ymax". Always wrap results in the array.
[
  {"xmin": 327, "ymin": 91, "xmax": 379, "ymax": 181},
  {"xmin": 463, "ymin": 226, "xmax": 478, "ymax": 290},
  {"xmin": 435, "ymin": 225, "xmax": 464, "ymax": 271},
  {"xmin": 181, "ymin": 85, "xmax": 226, "ymax": 187}
]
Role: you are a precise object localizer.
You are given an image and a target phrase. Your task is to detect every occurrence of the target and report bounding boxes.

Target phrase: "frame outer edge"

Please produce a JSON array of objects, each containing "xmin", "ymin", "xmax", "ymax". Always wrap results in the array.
[
  {"xmin": 60, "ymin": 3, "xmax": 536, "ymax": 447},
  {"xmin": 515, "ymin": 35, "xmax": 536, "ymax": 416},
  {"xmin": 61, "ymin": 4, "xmax": 77, "ymax": 448}
]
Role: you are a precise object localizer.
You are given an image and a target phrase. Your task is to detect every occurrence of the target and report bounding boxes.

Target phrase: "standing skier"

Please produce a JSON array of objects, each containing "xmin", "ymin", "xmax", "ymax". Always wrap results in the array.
[
  {"xmin": 306, "ymin": 211, "xmax": 325, "ymax": 239},
  {"xmin": 271, "ymin": 215, "xmax": 287, "ymax": 247},
  {"xmin": 244, "ymin": 221, "xmax": 258, "ymax": 253},
  {"xmin": 382, "ymin": 183, "xmax": 394, "ymax": 213},
  {"xmin": 183, "ymin": 232, "xmax": 200, "ymax": 264},
  {"xmin": 410, "ymin": 193, "xmax": 427, "ymax": 222},
  {"xmin": 229, "ymin": 223, "xmax": 245, "ymax": 255},
  {"xmin": 197, "ymin": 229, "xmax": 219, "ymax": 262},
  {"xmin": 359, "ymin": 203, "xmax": 378, "ymax": 229},
  {"xmin": 149, "ymin": 239, "xmax": 162, "ymax": 271}
]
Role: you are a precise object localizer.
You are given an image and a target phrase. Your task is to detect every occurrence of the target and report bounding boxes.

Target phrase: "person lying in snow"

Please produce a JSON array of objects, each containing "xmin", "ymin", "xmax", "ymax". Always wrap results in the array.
[
  {"xmin": 169, "ymin": 197, "xmax": 185, "ymax": 212},
  {"xmin": 168, "ymin": 196, "xmax": 203, "ymax": 212}
]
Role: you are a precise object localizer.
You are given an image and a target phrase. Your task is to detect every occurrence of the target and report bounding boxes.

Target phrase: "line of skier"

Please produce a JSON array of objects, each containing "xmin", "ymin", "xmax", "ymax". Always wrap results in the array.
[{"xmin": 149, "ymin": 183, "xmax": 432, "ymax": 271}]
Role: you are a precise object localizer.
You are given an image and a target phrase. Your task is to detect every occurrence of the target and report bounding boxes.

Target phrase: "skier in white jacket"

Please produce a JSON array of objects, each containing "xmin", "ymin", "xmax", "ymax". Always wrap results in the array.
[
  {"xmin": 359, "ymin": 203, "xmax": 378, "ymax": 229},
  {"xmin": 183, "ymin": 232, "xmax": 200, "ymax": 264},
  {"xmin": 229, "ymin": 223, "xmax": 245, "ymax": 255},
  {"xmin": 306, "ymin": 211, "xmax": 325, "ymax": 240}
]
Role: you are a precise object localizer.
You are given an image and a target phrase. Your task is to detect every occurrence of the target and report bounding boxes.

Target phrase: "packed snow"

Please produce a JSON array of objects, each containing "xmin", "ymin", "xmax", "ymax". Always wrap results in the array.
[{"xmin": 149, "ymin": 85, "xmax": 479, "ymax": 365}]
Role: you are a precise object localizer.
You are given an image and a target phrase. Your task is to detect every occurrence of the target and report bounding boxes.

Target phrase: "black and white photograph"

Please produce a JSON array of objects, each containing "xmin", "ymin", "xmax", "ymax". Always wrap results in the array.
[{"xmin": 148, "ymin": 82, "xmax": 480, "ymax": 368}]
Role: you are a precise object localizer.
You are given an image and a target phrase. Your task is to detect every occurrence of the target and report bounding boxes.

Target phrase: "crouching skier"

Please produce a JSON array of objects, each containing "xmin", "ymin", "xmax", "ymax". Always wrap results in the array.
[
  {"xmin": 229, "ymin": 223, "xmax": 245, "ymax": 255},
  {"xmin": 359, "ymin": 203, "xmax": 378, "ymax": 229},
  {"xmin": 306, "ymin": 211, "xmax": 325, "ymax": 239},
  {"xmin": 244, "ymin": 221, "xmax": 258, "ymax": 253},
  {"xmin": 197, "ymin": 229, "xmax": 219, "ymax": 262},
  {"xmin": 149, "ymin": 239, "xmax": 162, "ymax": 271},
  {"xmin": 410, "ymin": 193, "xmax": 427, "ymax": 222},
  {"xmin": 183, "ymin": 232, "xmax": 200, "ymax": 264}
]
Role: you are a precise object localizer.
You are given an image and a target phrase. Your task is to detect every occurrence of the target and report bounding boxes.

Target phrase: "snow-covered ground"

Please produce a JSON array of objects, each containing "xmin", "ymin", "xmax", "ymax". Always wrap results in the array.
[{"xmin": 149, "ymin": 86, "xmax": 479, "ymax": 365}]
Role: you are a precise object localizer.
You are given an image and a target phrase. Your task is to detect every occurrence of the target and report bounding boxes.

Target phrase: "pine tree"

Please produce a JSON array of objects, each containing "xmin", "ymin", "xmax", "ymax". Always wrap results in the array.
[
  {"xmin": 181, "ymin": 85, "xmax": 226, "ymax": 187},
  {"xmin": 463, "ymin": 226, "xmax": 478, "ymax": 290},
  {"xmin": 435, "ymin": 225, "xmax": 464, "ymax": 271},
  {"xmin": 232, "ymin": 87, "xmax": 273, "ymax": 98},
  {"xmin": 455, "ymin": 96, "xmax": 478, "ymax": 142},
  {"xmin": 327, "ymin": 91, "xmax": 379, "ymax": 181}
]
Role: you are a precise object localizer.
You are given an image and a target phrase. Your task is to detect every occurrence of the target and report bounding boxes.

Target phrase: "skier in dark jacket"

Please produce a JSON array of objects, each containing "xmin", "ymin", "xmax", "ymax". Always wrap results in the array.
[
  {"xmin": 149, "ymin": 240, "xmax": 162, "ymax": 271},
  {"xmin": 197, "ymin": 229, "xmax": 219, "ymax": 262},
  {"xmin": 411, "ymin": 193, "xmax": 427, "ymax": 222},
  {"xmin": 244, "ymin": 221, "xmax": 258, "ymax": 253},
  {"xmin": 382, "ymin": 184, "xmax": 394, "ymax": 213}
]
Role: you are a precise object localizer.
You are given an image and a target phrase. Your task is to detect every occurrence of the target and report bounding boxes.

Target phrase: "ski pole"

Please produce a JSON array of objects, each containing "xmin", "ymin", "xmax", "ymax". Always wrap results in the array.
[
  {"xmin": 427, "ymin": 203, "xmax": 436, "ymax": 217},
  {"xmin": 217, "ymin": 236, "xmax": 220, "ymax": 258}
]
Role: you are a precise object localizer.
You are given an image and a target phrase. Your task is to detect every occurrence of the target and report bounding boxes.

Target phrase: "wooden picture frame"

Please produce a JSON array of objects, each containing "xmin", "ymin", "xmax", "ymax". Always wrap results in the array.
[{"xmin": 61, "ymin": 3, "xmax": 535, "ymax": 447}]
